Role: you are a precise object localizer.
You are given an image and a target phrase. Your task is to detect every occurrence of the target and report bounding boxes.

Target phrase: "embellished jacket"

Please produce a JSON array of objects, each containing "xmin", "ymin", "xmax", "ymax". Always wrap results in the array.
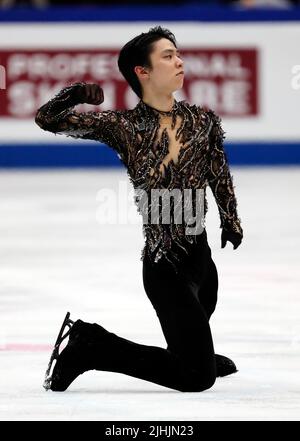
[{"xmin": 35, "ymin": 83, "xmax": 243, "ymax": 271}]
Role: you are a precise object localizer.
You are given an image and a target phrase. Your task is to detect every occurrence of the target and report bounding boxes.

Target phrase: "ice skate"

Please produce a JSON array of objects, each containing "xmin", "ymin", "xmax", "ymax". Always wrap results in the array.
[
  {"xmin": 43, "ymin": 313, "xmax": 97, "ymax": 392},
  {"xmin": 215, "ymin": 354, "xmax": 238, "ymax": 377},
  {"xmin": 48, "ymin": 338, "xmax": 91, "ymax": 392},
  {"xmin": 44, "ymin": 313, "xmax": 114, "ymax": 391},
  {"xmin": 43, "ymin": 312, "xmax": 74, "ymax": 390}
]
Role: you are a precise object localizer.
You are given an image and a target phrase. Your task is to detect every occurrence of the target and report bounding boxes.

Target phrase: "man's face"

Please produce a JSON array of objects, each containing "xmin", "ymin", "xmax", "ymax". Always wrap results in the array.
[{"xmin": 144, "ymin": 38, "xmax": 184, "ymax": 95}]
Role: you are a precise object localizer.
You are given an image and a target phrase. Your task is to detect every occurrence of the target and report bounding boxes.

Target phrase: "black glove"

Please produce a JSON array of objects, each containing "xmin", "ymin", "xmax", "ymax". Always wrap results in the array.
[
  {"xmin": 72, "ymin": 83, "xmax": 104, "ymax": 105},
  {"xmin": 221, "ymin": 229, "xmax": 242, "ymax": 250}
]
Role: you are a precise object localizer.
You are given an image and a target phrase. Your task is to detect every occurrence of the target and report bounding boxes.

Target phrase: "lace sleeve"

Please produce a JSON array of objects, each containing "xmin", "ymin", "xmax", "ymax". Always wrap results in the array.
[
  {"xmin": 35, "ymin": 83, "xmax": 130, "ymax": 156},
  {"xmin": 206, "ymin": 110, "xmax": 243, "ymax": 236}
]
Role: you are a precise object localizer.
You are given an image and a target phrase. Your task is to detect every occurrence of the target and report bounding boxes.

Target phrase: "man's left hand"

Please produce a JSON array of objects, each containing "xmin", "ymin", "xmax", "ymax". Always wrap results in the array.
[{"xmin": 221, "ymin": 229, "xmax": 242, "ymax": 250}]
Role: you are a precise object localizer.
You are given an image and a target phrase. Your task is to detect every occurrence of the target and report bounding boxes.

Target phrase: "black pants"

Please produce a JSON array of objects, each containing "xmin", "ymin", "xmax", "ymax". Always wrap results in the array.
[
  {"xmin": 142, "ymin": 229, "xmax": 218, "ymax": 390},
  {"xmin": 90, "ymin": 229, "xmax": 218, "ymax": 392},
  {"xmin": 143, "ymin": 229, "xmax": 218, "ymax": 329}
]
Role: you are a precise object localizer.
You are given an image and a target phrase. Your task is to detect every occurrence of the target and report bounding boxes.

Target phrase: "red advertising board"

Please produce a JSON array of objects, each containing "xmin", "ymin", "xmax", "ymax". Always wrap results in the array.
[{"xmin": 0, "ymin": 48, "xmax": 258, "ymax": 118}]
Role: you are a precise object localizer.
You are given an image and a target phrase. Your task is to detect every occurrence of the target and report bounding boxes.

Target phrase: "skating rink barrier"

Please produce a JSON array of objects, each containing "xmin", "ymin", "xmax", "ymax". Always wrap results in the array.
[{"xmin": 0, "ymin": 5, "xmax": 299, "ymax": 166}]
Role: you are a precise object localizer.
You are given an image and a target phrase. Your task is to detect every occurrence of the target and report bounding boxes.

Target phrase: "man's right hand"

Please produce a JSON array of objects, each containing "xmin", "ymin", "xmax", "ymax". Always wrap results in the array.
[{"xmin": 73, "ymin": 83, "xmax": 104, "ymax": 105}]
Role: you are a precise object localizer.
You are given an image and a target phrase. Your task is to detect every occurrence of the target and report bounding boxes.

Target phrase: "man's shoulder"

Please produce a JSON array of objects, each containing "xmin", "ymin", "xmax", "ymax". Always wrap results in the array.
[
  {"xmin": 112, "ymin": 107, "xmax": 139, "ymax": 122},
  {"xmin": 181, "ymin": 101, "xmax": 221, "ymax": 127}
]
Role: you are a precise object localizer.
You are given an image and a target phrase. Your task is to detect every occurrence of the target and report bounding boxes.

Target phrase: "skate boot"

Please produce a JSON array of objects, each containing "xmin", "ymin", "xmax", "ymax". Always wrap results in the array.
[
  {"xmin": 43, "ymin": 312, "xmax": 112, "ymax": 392},
  {"xmin": 215, "ymin": 354, "xmax": 238, "ymax": 377},
  {"xmin": 166, "ymin": 343, "xmax": 237, "ymax": 378}
]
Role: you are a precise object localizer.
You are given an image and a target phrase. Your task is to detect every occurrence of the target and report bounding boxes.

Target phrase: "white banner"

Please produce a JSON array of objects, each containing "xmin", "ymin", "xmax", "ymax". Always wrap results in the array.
[{"xmin": 0, "ymin": 22, "xmax": 299, "ymax": 142}]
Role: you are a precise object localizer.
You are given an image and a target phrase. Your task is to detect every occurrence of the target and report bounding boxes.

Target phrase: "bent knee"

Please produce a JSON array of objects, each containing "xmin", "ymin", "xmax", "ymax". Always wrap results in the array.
[{"xmin": 179, "ymin": 373, "xmax": 216, "ymax": 393}]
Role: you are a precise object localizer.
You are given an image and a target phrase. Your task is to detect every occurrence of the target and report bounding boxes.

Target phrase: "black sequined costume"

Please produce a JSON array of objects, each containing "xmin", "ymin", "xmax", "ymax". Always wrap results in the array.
[{"xmin": 35, "ymin": 82, "xmax": 242, "ymax": 271}]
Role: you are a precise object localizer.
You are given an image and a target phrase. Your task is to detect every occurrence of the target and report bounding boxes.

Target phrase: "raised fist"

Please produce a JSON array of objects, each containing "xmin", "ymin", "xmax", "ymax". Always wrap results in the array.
[{"xmin": 73, "ymin": 83, "xmax": 104, "ymax": 105}]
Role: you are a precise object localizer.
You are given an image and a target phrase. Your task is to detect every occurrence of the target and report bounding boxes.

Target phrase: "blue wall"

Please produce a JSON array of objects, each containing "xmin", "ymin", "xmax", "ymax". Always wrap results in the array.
[
  {"xmin": 1, "ymin": 142, "xmax": 299, "ymax": 168},
  {"xmin": 1, "ymin": 5, "xmax": 300, "ymax": 22}
]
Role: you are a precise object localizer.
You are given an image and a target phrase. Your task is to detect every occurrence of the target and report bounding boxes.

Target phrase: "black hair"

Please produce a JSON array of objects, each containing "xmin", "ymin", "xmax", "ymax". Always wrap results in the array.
[{"xmin": 117, "ymin": 26, "xmax": 177, "ymax": 99}]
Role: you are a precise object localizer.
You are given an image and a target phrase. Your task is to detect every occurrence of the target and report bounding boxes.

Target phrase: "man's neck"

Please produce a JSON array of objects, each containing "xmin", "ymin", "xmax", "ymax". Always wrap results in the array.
[{"xmin": 142, "ymin": 93, "xmax": 175, "ymax": 113}]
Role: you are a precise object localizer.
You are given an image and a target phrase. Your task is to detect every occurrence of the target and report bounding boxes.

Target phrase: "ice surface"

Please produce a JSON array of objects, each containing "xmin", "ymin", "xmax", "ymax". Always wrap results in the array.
[{"xmin": 0, "ymin": 167, "xmax": 299, "ymax": 421}]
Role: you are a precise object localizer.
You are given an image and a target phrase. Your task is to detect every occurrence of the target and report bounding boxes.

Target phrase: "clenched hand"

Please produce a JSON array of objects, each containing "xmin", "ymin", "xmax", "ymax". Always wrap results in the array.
[
  {"xmin": 221, "ymin": 229, "xmax": 242, "ymax": 250},
  {"xmin": 73, "ymin": 83, "xmax": 104, "ymax": 105}
]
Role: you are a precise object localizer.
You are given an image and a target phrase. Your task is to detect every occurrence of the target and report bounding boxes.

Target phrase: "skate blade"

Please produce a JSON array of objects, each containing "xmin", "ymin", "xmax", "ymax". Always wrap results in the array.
[{"xmin": 43, "ymin": 312, "xmax": 74, "ymax": 391}]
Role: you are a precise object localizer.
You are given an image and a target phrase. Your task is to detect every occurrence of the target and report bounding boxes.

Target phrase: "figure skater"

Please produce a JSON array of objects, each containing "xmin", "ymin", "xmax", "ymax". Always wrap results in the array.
[{"xmin": 35, "ymin": 26, "xmax": 243, "ymax": 393}]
